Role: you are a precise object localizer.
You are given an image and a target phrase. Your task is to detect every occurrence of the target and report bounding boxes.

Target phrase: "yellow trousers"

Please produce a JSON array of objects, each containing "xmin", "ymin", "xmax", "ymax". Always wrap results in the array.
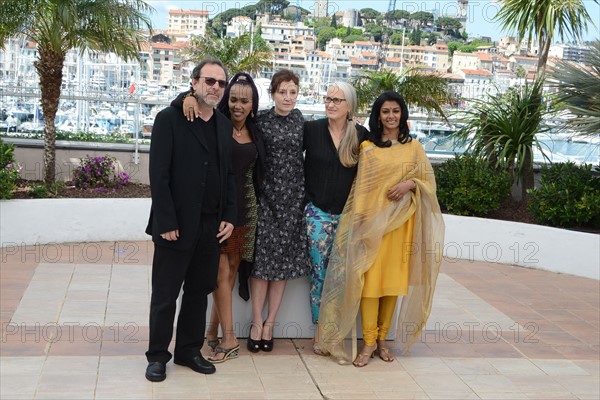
[{"xmin": 360, "ymin": 296, "xmax": 398, "ymax": 346}]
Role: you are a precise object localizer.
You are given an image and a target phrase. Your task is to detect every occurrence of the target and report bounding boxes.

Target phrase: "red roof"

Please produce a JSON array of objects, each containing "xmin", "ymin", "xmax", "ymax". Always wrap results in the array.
[
  {"xmin": 350, "ymin": 57, "xmax": 378, "ymax": 65},
  {"xmin": 169, "ymin": 9, "xmax": 208, "ymax": 16},
  {"xmin": 152, "ymin": 42, "xmax": 178, "ymax": 50},
  {"xmin": 461, "ymin": 69, "xmax": 492, "ymax": 76},
  {"xmin": 477, "ymin": 52, "xmax": 493, "ymax": 61}
]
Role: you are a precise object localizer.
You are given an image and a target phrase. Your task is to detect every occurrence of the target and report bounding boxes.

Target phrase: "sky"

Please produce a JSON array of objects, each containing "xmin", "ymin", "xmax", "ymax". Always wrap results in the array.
[{"xmin": 147, "ymin": 0, "xmax": 600, "ymax": 41}]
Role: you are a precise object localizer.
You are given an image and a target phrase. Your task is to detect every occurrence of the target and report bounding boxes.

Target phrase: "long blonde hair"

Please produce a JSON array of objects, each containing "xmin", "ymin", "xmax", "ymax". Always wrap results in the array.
[{"xmin": 331, "ymin": 82, "xmax": 359, "ymax": 167}]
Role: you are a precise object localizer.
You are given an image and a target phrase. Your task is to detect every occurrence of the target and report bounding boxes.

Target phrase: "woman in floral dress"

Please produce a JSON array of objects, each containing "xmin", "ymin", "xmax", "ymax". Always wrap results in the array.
[{"xmin": 248, "ymin": 69, "xmax": 309, "ymax": 352}]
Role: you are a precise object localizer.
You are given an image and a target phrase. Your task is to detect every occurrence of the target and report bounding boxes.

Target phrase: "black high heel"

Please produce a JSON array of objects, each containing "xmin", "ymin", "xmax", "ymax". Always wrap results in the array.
[
  {"xmin": 247, "ymin": 336, "xmax": 261, "ymax": 353},
  {"xmin": 261, "ymin": 321, "xmax": 274, "ymax": 352},
  {"xmin": 261, "ymin": 338, "xmax": 274, "ymax": 352},
  {"xmin": 247, "ymin": 323, "xmax": 261, "ymax": 353}
]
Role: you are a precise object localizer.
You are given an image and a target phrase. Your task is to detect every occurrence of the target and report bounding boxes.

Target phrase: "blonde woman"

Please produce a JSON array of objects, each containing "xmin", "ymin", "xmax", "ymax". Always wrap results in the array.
[{"xmin": 303, "ymin": 82, "xmax": 367, "ymax": 355}]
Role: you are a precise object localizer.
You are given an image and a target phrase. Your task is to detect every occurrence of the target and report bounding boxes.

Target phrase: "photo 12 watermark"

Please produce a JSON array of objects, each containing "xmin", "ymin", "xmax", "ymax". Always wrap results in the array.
[{"xmin": 1, "ymin": 242, "xmax": 141, "ymax": 264}]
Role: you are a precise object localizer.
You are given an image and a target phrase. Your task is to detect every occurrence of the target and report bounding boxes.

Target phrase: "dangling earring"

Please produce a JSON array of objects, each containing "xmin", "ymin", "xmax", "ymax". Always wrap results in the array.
[
  {"xmin": 347, "ymin": 112, "xmax": 352, "ymax": 122},
  {"xmin": 251, "ymin": 111, "xmax": 254, "ymax": 118}
]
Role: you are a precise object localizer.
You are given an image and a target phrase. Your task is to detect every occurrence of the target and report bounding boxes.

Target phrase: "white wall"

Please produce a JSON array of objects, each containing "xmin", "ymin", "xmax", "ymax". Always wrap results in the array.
[
  {"xmin": 443, "ymin": 214, "xmax": 599, "ymax": 280},
  {"xmin": 2, "ymin": 199, "xmax": 597, "ymax": 280},
  {"xmin": 2, "ymin": 199, "xmax": 598, "ymax": 339}
]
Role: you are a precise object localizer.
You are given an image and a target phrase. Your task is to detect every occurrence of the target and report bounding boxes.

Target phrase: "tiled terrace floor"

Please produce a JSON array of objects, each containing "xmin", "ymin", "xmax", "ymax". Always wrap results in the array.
[{"xmin": 1, "ymin": 241, "xmax": 598, "ymax": 399}]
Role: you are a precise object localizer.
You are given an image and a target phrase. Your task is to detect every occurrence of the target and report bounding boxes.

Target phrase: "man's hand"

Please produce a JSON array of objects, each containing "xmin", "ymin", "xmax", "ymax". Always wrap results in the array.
[
  {"xmin": 183, "ymin": 96, "xmax": 201, "ymax": 121},
  {"xmin": 160, "ymin": 230, "xmax": 179, "ymax": 241},
  {"xmin": 216, "ymin": 221, "xmax": 234, "ymax": 243}
]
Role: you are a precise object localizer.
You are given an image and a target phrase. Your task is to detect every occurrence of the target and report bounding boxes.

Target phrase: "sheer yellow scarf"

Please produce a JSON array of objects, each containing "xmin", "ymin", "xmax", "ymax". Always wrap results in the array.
[{"xmin": 318, "ymin": 139, "xmax": 445, "ymax": 363}]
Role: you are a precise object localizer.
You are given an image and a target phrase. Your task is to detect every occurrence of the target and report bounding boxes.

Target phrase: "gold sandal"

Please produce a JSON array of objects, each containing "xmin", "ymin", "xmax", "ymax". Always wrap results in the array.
[
  {"xmin": 377, "ymin": 346, "xmax": 394, "ymax": 362},
  {"xmin": 352, "ymin": 345, "xmax": 376, "ymax": 368}
]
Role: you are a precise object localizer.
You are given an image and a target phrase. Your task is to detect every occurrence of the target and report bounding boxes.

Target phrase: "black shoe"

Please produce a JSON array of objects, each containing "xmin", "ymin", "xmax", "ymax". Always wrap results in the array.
[
  {"xmin": 247, "ymin": 336, "xmax": 261, "ymax": 353},
  {"xmin": 145, "ymin": 361, "xmax": 166, "ymax": 382},
  {"xmin": 174, "ymin": 354, "xmax": 216, "ymax": 375},
  {"xmin": 247, "ymin": 323, "xmax": 261, "ymax": 353},
  {"xmin": 261, "ymin": 338, "xmax": 274, "ymax": 352},
  {"xmin": 261, "ymin": 321, "xmax": 274, "ymax": 352}
]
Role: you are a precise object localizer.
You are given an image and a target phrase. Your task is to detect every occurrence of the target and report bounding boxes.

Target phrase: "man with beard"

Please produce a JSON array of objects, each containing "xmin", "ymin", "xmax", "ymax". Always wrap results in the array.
[{"xmin": 144, "ymin": 58, "xmax": 236, "ymax": 381}]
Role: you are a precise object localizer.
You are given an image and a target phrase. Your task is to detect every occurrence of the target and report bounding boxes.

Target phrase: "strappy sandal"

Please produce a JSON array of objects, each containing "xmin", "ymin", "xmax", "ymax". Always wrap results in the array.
[
  {"xmin": 312, "ymin": 342, "xmax": 330, "ymax": 356},
  {"xmin": 352, "ymin": 345, "xmax": 376, "ymax": 368},
  {"xmin": 377, "ymin": 346, "xmax": 394, "ymax": 362},
  {"xmin": 207, "ymin": 344, "xmax": 240, "ymax": 364},
  {"xmin": 207, "ymin": 339, "xmax": 219, "ymax": 352}
]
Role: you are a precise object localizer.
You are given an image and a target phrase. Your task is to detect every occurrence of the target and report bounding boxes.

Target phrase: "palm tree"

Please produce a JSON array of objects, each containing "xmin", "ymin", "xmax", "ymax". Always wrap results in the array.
[
  {"xmin": 0, "ymin": 0, "xmax": 153, "ymax": 185},
  {"xmin": 455, "ymin": 77, "xmax": 549, "ymax": 200},
  {"xmin": 495, "ymin": 0, "xmax": 597, "ymax": 73},
  {"xmin": 548, "ymin": 40, "xmax": 600, "ymax": 135},
  {"xmin": 353, "ymin": 68, "xmax": 451, "ymax": 117},
  {"xmin": 183, "ymin": 32, "xmax": 272, "ymax": 76}
]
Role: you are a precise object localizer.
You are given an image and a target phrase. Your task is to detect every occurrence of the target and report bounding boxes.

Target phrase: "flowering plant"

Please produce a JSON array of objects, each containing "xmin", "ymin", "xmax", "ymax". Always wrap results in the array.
[
  {"xmin": 72, "ymin": 155, "xmax": 129, "ymax": 190},
  {"xmin": 0, "ymin": 138, "xmax": 20, "ymax": 199},
  {"xmin": 0, "ymin": 162, "xmax": 21, "ymax": 199}
]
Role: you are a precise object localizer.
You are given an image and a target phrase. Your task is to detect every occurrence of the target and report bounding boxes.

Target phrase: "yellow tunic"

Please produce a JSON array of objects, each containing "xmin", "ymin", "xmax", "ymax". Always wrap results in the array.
[{"xmin": 358, "ymin": 140, "xmax": 418, "ymax": 298}]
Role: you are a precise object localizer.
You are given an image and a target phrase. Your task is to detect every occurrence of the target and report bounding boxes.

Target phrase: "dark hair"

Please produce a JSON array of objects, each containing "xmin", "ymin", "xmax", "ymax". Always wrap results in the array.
[
  {"xmin": 217, "ymin": 72, "xmax": 259, "ymax": 132},
  {"xmin": 191, "ymin": 58, "xmax": 228, "ymax": 82},
  {"xmin": 368, "ymin": 91, "xmax": 411, "ymax": 147},
  {"xmin": 269, "ymin": 69, "xmax": 299, "ymax": 94}
]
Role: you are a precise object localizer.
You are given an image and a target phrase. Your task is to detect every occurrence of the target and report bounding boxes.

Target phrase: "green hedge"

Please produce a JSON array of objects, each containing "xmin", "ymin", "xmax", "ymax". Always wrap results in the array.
[
  {"xmin": 528, "ymin": 162, "xmax": 600, "ymax": 228},
  {"xmin": 435, "ymin": 154, "xmax": 512, "ymax": 217}
]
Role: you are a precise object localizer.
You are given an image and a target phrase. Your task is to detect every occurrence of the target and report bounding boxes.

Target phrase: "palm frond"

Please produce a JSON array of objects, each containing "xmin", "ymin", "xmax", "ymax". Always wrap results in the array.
[
  {"xmin": 495, "ymin": 0, "xmax": 596, "ymax": 71},
  {"xmin": 183, "ymin": 32, "xmax": 272, "ymax": 76},
  {"xmin": 455, "ymin": 77, "xmax": 549, "ymax": 181},
  {"xmin": 352, "ymin": 68, "xmax": 450, "ymax": 117},
  {"xmin": 548, "ymin": 41, "xmax": 600, "ymax": 135}
]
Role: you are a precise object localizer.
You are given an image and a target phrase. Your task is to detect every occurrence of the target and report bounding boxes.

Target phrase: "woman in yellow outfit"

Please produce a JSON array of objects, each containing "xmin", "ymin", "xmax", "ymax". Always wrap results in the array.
[{"xmin": 318, "ymin": 91, "xmax": 445, "ymax": 367}]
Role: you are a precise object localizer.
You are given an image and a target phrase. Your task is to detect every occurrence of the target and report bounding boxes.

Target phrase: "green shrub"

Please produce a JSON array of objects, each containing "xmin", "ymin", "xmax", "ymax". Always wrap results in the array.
[
  {"xmin": 435, "ymin": 153, "xmax": 512, "ymax": 216},
  {"xmin": 528, "ymin": 162, "xmax": 600, "ymax": 228},
  {"xmin": 0, "ymin": 137, "xmax": 15, "ymax": 169},
  {"xmin": 72, "ymin": 155, "xmax": 129, "ymax": 190},
  {"xmin": 28, "ymin": 183, "xmax": 49, "ymax": 198},
  {"xmin": 0, "ymin": 138, "xmax": 20, "ymax": 199},
  {"xmin": 27, "ymin": 181, "xmax": 64, "ymax": 198}
]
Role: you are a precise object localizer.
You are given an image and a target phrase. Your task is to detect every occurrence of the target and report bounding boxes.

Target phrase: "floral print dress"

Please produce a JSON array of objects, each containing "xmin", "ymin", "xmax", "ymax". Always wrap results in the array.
[{"xmin": 252, "ymin": 108, "xmax": 308, "ymax": 281}]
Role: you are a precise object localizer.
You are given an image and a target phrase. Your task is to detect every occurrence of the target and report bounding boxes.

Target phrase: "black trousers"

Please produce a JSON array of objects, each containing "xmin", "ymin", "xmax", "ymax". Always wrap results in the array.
[{"xmin": 146, "ymin": 216, "xmax": 220, "ymax": 364}]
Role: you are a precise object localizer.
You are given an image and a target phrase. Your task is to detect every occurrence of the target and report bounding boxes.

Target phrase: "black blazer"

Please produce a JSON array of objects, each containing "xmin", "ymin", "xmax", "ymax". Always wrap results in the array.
[
  {"xmin": 171, "ymin": 91, "xmax": 267, "ymax": 202},
  {"xmin": 145, "ymin": 106, "xmax": 236, "ymax": 251}
]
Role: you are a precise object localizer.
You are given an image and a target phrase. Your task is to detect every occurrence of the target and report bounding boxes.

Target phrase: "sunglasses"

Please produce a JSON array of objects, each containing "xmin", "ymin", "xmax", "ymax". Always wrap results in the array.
[
  {"xmin": 201, "ymin": 76, "xmax": 227, "ymax": 88},
  {"xmin": 324, "ymin": 96, "xmax": 347, "ymax": 105}
]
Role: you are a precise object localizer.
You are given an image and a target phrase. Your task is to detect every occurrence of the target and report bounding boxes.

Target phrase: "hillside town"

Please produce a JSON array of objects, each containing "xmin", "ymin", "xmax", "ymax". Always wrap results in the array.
[
  {"xmin": 0, "ymin": 0, "xmax": 597, "ymax": 167},
  {"xmin": 1, "ymin": 1, "xmax": 593, "ymax": 103}
]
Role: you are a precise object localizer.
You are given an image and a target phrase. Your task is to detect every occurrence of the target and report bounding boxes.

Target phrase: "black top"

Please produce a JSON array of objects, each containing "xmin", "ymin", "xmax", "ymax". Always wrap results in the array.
[
  {"xmin": 303, "ymin": 118, "xmax": 368, "ymax": 215},
  {"xmin": 198, "ymin": 115, "xmax": 220, "ymax": 214},
  {"xmin": 230, "ymin": 139, "xmax": 258, "ymax": 226}
]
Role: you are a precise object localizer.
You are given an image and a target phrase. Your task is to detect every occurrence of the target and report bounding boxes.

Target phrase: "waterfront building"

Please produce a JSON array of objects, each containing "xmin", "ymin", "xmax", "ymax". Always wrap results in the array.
[
  {"xmin": 549, "ymin": 44, "xmax": 592, "ymax": 63},
  {"xmin": 226, "ymin": 16, "xmax": 254, "ymax": 37},
  {"xmin": 457, "ymin": 69, "xmax": 496, "ymax": 99},
  {"xmin": 451, "ymin": 51, "xmax": 481, "ymax": 72},
  {"xmin": 167, "ymin": 9, "xmax": 208, "ymax": 36}
]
